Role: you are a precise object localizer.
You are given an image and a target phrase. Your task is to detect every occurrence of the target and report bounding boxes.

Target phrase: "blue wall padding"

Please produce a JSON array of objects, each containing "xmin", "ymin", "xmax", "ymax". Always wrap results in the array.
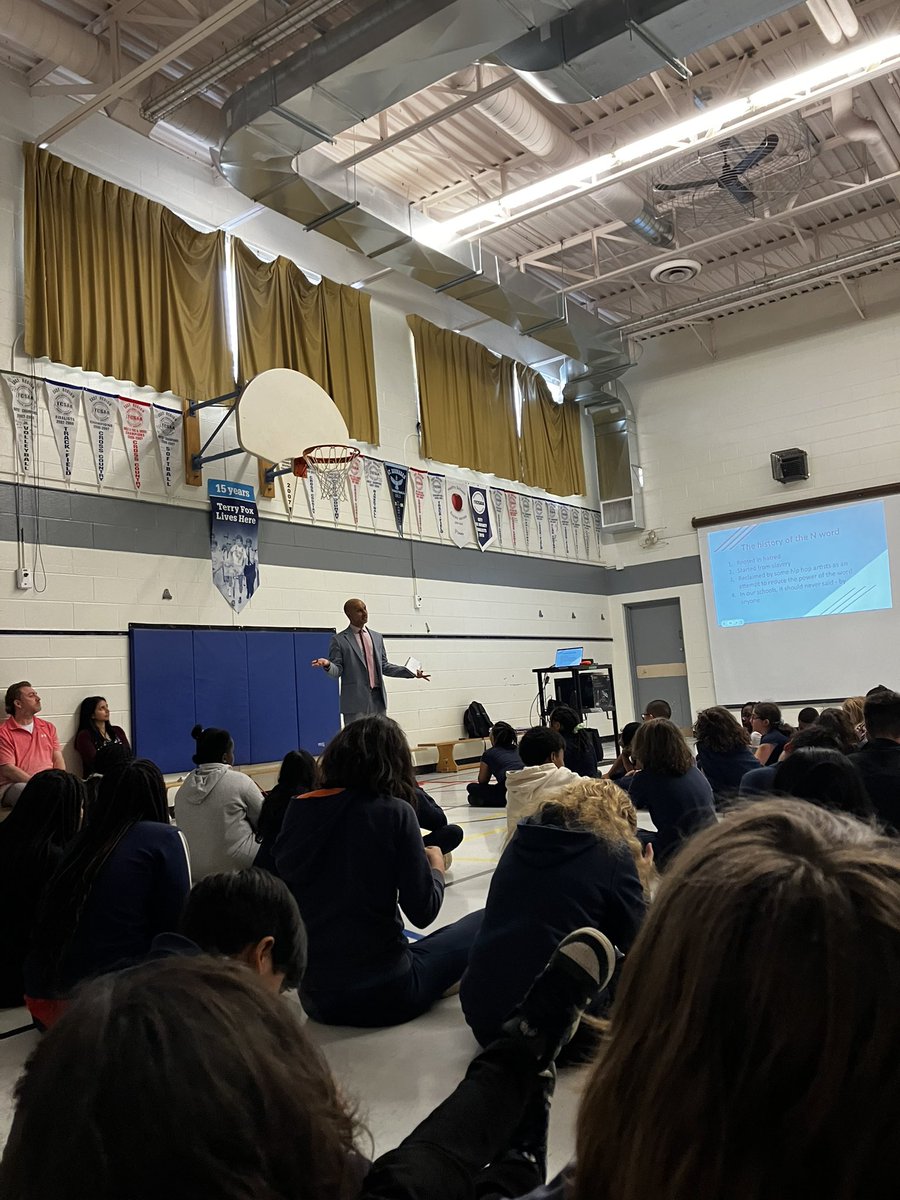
[{"xmin": 130, "ymin": 626, "xmax": 339, "ymax": 774}]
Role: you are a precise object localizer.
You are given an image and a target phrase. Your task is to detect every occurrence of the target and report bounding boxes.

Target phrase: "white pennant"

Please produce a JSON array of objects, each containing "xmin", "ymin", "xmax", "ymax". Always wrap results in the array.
[
  {"xmin": 505, "ymin": 491, "xmax": 519, "ymax": 550},
  {"xmin": 2, "ymin": 374, "xmax": 38, "ymax": 476},
  {"xmin": 429, "ymin": 473, "xmax": 447, "ymax": 538},
  {"xmin": 348, "ymin": 455, "xmax": 362, "ymax": 526},
  {"xmin": 363, "ymin": 456, "xmax": 383, "ymax": 528},
  {"xmin": 304, "ymin": 471, "xmax": 318, "ymax": 523},
  {"xmin": 570, "ymin": 506, "xmax": 581, "ymax": 558},
  {"xmin": 447, "ymin": 480, "xmax": 472, "ymax": 548},
  {"xmin": 560, "ymin": 504, "xmax": 572, "ymax": 556},
  {"xmin": 582, "ymin": 508, "xmax": 592, "ymax": 557},
  {"xmin": 83, "ymin": 392, "xmax": 120, "ymax": 486},
  {"xmin": 152, "ymin": 405, "xmax": 183, "ymax": 492},
  {"xmin": 118, "ymin": 398, "xmax": 154, "ymax": 490},
  {"xmin": 44, "ymin": 382, "xmax": 81, "ymax": 478},
  {"xmin": 519, "ymin": 495, "xmax": 532, "ymax": 550},
  {"xmin": 411, "ymin": 469, "xmax": 427, "ymax": 537},
  {"xmin": 593, "ymin": 510, "xmax": 604, "ymax": 555},
  {"xmin": 532, "ymin": 498, "xmax": 546, "ymax": 552},
  {"xmin": 546, "ymin": 501, "xmax": 559, "ymax": 555},
  {"xmin": 280, "ymin": 463, "xmax": 298, "ymax": 518},
  {"xmin": 490, "ymin": 488, "xmax": 505, "ymax": 547}
]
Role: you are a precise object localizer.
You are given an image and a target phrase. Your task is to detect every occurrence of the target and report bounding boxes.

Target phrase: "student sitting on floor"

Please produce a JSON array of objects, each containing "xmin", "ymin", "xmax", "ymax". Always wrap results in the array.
[
  {"xmin": 503, "ymin": 726, "xmax": 582, "ymax": 848},
  {"xmin": 275, "ymin": 715, "xmax": 482, "ymax": 1027},
  {"xmin": 605, "ymin": 721, "xmax": 641, "ymax": 782},
  {"xmin": 466, "ymin": 722, "xmax": 523, "ymax": 808},
  {"xmin": 152, "ymin": 867, "xmax": 307, "ymax": 995},
  {"xmin": 0, "ymin": 927, "xmax": 615, "ymax": 1200},
  {"xmin": 24, "ymin": 759, "xmax": 190, "ymax": 1030},
  {"xmin": 0, "ymin": 771, "xmax": 82, "ymax": 1008},
  {"xmin": 628, "ymin": 718, "xmax": 716, "ymax": 870},
  {"xmin": 772, "ymin": 748, "xmax": 873, "ymax": 821},
  {"xmin": 174, "ymin": 725, "xmax": 263, "ymax": 878},
  {"xmin": 461, "ymin": 777, "xmax": 648, "ymax": 1051},
  {"xmin": 549, "ymin": 705, "xmax": 600, "ymax": 778},
  {"xmin": 692, "ymin": 706, "xmax": 759, "ymax": 808},
  {"xmin": 750, "ymin": 702, "xmax": 793, "ymax": 766},
  {"xmin": 253, "ymin": 750, "xmax": 317, "ymax": 873}
]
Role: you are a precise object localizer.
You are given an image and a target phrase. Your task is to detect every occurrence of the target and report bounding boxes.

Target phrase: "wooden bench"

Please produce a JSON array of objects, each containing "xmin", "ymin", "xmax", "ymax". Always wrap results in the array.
[{"xmin": 418, "ymin": 738, "xmax": 487, "ymax": 774}]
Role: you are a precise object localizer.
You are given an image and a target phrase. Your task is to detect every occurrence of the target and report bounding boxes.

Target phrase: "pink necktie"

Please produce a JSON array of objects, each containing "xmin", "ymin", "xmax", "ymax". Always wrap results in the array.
[{"xmin": 358, "ymin": 628, "xmax": 377, "ymax": 689}]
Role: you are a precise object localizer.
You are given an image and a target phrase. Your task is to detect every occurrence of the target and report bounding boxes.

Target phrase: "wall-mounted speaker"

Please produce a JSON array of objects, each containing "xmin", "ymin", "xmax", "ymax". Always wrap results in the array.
[{"xmin": 770, "ymin": 447, "xmax": 809, "ymax": 484}]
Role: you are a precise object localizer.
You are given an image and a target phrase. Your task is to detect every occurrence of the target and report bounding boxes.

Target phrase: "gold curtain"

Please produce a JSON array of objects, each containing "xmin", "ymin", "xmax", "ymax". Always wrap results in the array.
[
  {"xmin": 24, "ymin": 144, "xmax": 233, "ymax": 401},
  {"xmin": 519, "ymin": 363, "xmax": 587, "ymax": 496},
  {"xmin": 233, "ymin": 239, "xmax": 379, "ymax": 445},
  {"xmin": 408, "ymin": 315, "xmax": 519, "ymax": 480}
]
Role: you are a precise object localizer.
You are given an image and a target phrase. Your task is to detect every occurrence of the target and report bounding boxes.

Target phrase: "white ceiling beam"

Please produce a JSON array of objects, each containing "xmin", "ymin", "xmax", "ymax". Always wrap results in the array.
[
  {"xmin": 25, "ymin": 0, "xmax": 146, "ymax": 87},
  {"xmin": 36, "ymin": 0, "xmax": 261, "ymax": 146}
]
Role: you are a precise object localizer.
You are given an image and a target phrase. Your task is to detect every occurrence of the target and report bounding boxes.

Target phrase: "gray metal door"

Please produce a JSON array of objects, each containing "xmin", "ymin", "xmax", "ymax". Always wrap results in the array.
[{"xmin": 624, "ymin": 598, "xmax": 692, "ymax": 730}]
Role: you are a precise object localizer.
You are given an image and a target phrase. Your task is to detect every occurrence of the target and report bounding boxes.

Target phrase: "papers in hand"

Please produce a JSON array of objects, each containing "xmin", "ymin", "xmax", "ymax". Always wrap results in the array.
[{"xmin": 405, "ymin": 656, "xmax": 422, "ymax": 674}]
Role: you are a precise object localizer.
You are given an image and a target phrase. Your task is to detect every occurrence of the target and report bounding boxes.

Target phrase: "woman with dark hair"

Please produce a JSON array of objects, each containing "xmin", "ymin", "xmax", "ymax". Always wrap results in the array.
[
  {"xmin": 816, "ymin": 707, "xmax": 860, "ymax": 755},
  {"xmin": 73, "ymin": 697, "xmax": 130, "ymax": 776},
  {"xmin": 693, "ymin": 706, "xmax": 759, "ymax": 807},
  {"xmin": 174, "ymin": 725, "xmax": 263, "ymax": 878},
  {"xmin": 24, "ymin": 759, "xmax": 190, "ymax": 1029},
  {"xmin": 550, "ymin": 705, "xmax": 600, "ymax": 778},
  {"xmin": 740, "ymin": 701, "xmax": 759, "ymax": 745},
  {"xmin": 628, "ymin": 719, "xmax": 716, "ymax": 869},
  {"xmin": 276, "ymin": 715, "xmax": 482, "ymax": 1026},
  {"xmin": 773, "ymin": 747, "xmax": 874, "ymax": 820},
  {"xmin": 466, "ymin": 722, "xmax": 524, "ymax": 807},
  {"xmin": 253, "ymin": 749, "xmax": 318, "ymax": 873},
  {"xmin": 565, "ymin": 802, "xmax": 900, "ymax": 1200},
  {"xmin": 0, "ymin": 771, "xmax": 82, "ymax": 1007},
  {"xmin": 751, "ymin": 702, "xmax": 793, "ymax": 766}
]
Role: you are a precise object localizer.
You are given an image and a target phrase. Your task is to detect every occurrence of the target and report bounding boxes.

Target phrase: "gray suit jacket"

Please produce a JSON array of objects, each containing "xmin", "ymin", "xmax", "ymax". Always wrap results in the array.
[{"xmin": 326, "ymin": 625, "xmax": 414, "ymax": 715}]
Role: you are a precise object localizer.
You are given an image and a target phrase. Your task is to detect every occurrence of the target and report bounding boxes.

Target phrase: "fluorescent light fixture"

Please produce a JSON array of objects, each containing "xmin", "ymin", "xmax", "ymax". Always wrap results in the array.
[{"xmin": 433, "ymin": 33, "xmax": 900, "ymax": 243}]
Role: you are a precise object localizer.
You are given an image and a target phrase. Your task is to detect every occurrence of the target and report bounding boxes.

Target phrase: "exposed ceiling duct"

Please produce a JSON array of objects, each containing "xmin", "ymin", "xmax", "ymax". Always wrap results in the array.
[
  {"xmin": 494, "ymin": 0, "xmax": 798, "ymax": 104},
  {"xmin": 457, "ymin": 65, "xmax": 673, "ymax": 247},
  {"xmin": 0, "ymin": 0, "xmax": 223, "ymax": 146}
]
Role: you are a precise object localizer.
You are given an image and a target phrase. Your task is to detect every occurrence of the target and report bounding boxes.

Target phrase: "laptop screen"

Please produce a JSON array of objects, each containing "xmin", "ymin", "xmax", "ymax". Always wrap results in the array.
[{"xmin": 554, "ymin": 646, "xmax": 583, "ymax": 668}]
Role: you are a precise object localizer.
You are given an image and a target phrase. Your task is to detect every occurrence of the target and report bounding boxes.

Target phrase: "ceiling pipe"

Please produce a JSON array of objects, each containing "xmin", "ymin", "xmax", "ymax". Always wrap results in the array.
[
  {"xmin": 458, "ymin": 64, "xmax": 674, "ymax": 246},
  {"xmin": 831, "ymin": 87, "xmax": 900, "ymax": 202},
  {"xmin": 0, "ymin": 0, "xmax": 222, "ymax": 147},
  {"xmin": 859, "ymin": 83, "xmax": 900, "ymax": 162},
  {"xmin": 805, "ymin": 0, "xmax": 844, "ymax": 45}
]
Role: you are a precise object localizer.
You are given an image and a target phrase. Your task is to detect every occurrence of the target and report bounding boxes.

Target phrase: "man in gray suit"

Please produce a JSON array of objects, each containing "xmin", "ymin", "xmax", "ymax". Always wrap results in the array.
[{"xmin": 312, "ymin": 598, "xmax": 430, "ymax": 723}]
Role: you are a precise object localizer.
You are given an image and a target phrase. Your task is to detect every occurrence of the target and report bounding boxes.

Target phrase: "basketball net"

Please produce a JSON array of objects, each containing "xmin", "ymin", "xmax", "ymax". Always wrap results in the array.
[{"xmin": 294, "ymin": 444, "xmax": 360, "ymax": 505}]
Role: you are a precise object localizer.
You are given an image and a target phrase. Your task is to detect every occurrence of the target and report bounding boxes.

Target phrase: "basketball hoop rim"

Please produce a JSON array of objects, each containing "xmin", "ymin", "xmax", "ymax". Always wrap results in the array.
[{"xmin": 302, "ymin": 443, "xmax": 361, "ymax": 465}]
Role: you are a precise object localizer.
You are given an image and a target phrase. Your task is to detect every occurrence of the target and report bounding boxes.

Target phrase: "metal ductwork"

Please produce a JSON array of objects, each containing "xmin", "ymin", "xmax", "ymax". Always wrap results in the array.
[
  {"xmin": 831, "ymin": 88, "xmax": 900, "ymax": 203},
  {"xmin": 460, "ymin": 64, "xmax": 673, "ymax": 247},
  {"xmin": 493, "ymin": 0, "xmax": 799, "ymax": 105},
  {"xmin": 218, "ymin": 0, "xmax": 635, "ymax": 383},
  {"xmin": 0, "ymin": 0, "xmax": 223, "ymax": 146}
]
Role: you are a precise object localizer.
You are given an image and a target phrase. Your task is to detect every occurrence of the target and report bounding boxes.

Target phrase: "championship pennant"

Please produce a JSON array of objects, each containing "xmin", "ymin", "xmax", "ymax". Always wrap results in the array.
[{"xmin": 45, "ymin": 381, "xmax": 81, "ymax": 478}]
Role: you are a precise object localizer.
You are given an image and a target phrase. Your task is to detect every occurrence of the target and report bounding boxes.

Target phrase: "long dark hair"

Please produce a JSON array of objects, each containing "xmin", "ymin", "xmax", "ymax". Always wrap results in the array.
[
  {"xmin": 574, "ymin": 801, "xmax": 900, "ymax": 1200},
  {"xmin": 0, "ymin": 957, "xmax": 359, "ymax": 1200},
  {"xmin": 693, "ymin": 706, "xmax": 750, "ymax": 753},
  {"xmin": 773, "ymin": 748, "xmax": 873, "ymax": 820},
  {"xmin": 76, "ymin": 696, "xmax": 109, "ymax": 737},
  {"xmin": 318, "ymin": 716, "xmax": 417, "ymax": 805},
  {"xmin": 31, "ymin": 759, "xmax": 170, "ymax": 986},
  {"xmin": 257, "ymin": 751, "xmax": 318, "ymax": 846},
  {"xmin": 0, "ymin": 771, "xmax": 82, "ymax": 883},
  {"xmin": 815, "ymin": 708, "xmax": 859, "ymax": 755},
  {"xmin": 752, "ymin": 702, "xmax": 792, "ymax": 736}
]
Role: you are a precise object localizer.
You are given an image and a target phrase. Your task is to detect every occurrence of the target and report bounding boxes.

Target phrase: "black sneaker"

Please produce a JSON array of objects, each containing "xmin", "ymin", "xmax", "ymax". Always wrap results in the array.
[{"xmin": 501, "ymin": 928, "xmax": 616, "ymax": 1069}]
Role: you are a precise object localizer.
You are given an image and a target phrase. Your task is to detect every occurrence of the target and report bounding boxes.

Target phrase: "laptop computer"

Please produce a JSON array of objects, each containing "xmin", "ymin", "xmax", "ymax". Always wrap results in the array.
[{"xmin": 554, "ymin": 646, "xmax": 584, "ymax": 668}]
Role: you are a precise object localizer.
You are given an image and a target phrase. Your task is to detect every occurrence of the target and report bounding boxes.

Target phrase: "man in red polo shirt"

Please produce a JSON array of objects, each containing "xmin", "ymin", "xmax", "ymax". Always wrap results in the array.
[{"xmin": 0, "ymin": 681, "xmax": 66, "ymax": 807}]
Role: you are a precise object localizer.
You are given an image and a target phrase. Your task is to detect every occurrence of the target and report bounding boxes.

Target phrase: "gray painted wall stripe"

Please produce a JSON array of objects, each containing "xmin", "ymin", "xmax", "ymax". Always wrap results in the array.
[{"xmin": 0, "ymin": 482, "xmax": 701, "ymax": 597}]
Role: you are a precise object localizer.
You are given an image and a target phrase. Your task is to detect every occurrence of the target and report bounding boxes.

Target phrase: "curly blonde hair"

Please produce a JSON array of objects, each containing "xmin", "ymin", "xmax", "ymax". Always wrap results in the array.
[
  {"xmin": 535, "ymin": 778, "xmax": 653, "ymax": 894},
  {"xmin": 842, "ymin": 696, "xmax": 865, "ymax": 728}
]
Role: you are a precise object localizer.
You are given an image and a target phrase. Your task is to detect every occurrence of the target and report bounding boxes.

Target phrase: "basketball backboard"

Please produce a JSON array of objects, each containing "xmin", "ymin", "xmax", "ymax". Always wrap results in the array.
[{"xmin": 235, "ymin": 369, "xmax": 349, "ymax": 461}]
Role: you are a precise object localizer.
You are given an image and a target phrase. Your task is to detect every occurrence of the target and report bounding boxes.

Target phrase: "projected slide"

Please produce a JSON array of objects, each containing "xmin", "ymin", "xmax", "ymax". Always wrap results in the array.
[{"xmin": 708, "ymin": 500, "xmax": 892, "ymax": 627}]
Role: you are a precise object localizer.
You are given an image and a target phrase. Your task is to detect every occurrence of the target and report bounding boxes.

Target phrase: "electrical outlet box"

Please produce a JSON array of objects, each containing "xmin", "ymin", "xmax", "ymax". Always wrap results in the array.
[{"xmin": 15, "ymin": 568, "xmax": 32, "ymax": 591}]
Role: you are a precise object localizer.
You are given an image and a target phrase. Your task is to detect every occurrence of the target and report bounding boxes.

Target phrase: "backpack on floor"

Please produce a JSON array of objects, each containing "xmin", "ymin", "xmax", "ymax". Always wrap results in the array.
[{"xmin": 463, "ymin": 701, "xmax": 493, "ymax": 738}]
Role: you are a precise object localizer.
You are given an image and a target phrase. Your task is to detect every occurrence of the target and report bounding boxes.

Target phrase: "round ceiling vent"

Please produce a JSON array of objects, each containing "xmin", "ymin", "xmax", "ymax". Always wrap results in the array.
[{"xmin": 649, "ymin": 258, "xmax": 702, "ymax": 284}]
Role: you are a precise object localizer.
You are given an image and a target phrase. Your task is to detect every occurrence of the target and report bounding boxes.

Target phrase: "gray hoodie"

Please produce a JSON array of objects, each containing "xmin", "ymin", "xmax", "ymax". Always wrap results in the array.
[{"xmin": 174, "ymin": 762, "xmax": 263, "ymax": 879}]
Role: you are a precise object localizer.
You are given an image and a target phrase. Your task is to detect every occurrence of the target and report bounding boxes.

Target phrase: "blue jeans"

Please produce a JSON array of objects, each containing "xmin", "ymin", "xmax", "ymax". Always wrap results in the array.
[{"xmin": 303, "ymin": 910, "xmax": 483, "ymax": 1027}]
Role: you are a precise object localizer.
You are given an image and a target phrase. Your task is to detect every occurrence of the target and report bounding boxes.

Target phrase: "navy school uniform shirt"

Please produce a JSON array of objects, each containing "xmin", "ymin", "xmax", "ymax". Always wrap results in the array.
[
  {"xmin": 481, "ymin": 745, "xmax": 524, "ymax": 788},
  {"xmin": 628, "ymin": 765, "xmax": 716, "ymax": 869},
  {"xmin": 274, "ymin": 787, "xmax": 445, "ymax": 996},
  {"xmin": 695, "ymin": 744, "xmax": 760, "ymax": 805},
  {"xmin": 460, "ymin": 809, "xmax": 645, "ymax": 1045},
  {"xmin": 760, "ymin": 728, "xmax": 790, "ymax": 765},
  {"xmin": 26, "ymin": 821, "xmax": 190, "ymax": 998},
  {"xmin": 562, "ymin": 732, "xmax": 600, "ymax": 779}
]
